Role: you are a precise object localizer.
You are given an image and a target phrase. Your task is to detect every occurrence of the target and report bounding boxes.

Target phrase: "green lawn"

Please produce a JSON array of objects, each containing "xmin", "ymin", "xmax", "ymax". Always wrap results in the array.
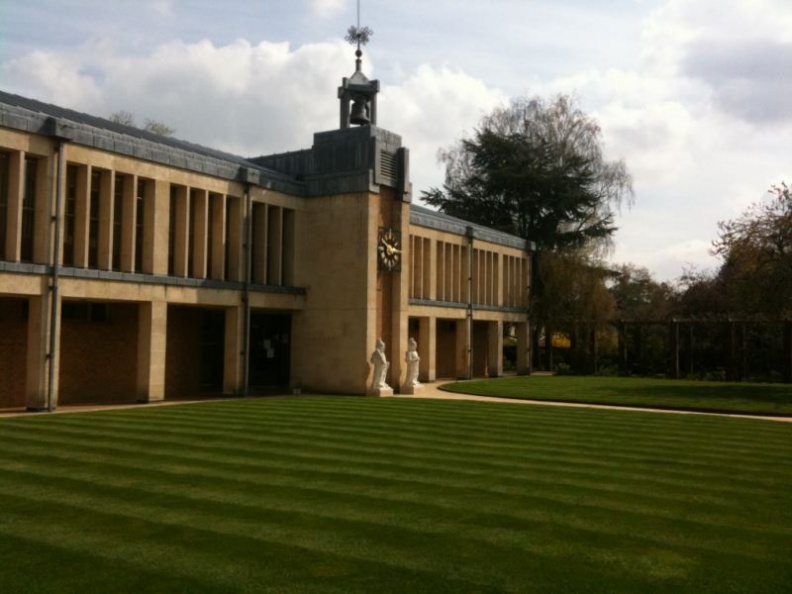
[
  {"xmin": 1, "ymin": 397, "xmax": 791, "ymax": 593},
  {"xmin": 441, "ymin": 375, "xmax": 792, "ymax": 415}
]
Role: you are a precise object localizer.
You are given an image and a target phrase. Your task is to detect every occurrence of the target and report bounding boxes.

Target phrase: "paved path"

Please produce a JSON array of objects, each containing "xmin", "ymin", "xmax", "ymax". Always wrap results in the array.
[{"xmin": 2, "ymin": 381, "xmax": 791, "ymax": 423}]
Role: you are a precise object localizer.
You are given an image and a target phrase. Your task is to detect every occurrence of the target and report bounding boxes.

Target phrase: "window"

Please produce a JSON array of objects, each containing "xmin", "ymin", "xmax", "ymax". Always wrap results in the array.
[
  {"xmin": 88, "ymin": 170, "xmax": 101, "ymax": 268},
  {"xmin": 63, "ymin": 165, "xmax": 78, "ymax": 266},
  {"xmin": 112, "ymin": 174, "xmax": 124, "ymax": 270},
  {"xmin": 20, "ymin": 157, "xmax": 37, "ymax": 262},
  {"xmin": 135, "ymin": 178, "xmax": 147, "ymax": 273}
]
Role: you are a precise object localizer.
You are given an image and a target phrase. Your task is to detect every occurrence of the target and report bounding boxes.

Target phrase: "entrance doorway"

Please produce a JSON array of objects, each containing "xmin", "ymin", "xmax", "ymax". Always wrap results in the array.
[{"xmin": 249, "ymin": 312, "xmax": 291, "ymax": 388}]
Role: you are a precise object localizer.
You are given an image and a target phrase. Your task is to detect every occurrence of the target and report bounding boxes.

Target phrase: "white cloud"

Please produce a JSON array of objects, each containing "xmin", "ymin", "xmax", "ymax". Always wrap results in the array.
[
  {"xmin": 526, "ymin": 0, "xmax": 792, "ymax": 279},
  {"xmin": 0, "ymin": 36, "xmax": 504, "ymax": 196},
  {"xmin": 310, "ymin": 0, "xmax": 347, "ymax": 19},
  {"xmin": 1, "ymin": 50, "xmax": 105, "ymax": 112},
  {"xmin": 381, "ymin": 65, "xmax": 507, "ymax": 193}
]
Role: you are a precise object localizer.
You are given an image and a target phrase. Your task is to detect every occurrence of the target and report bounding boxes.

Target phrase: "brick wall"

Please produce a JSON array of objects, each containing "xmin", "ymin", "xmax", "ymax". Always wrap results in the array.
[
  {"xmin": 165, "ymin": 305, "xmax": 204, "ymax": 397},
  {"xmin": 59, "ymin": 303, "xmax": 138, "ymax": 404},
  {"xmin": 0, "ymin": 298, "xmax": 28, "ymax": 408},
  {"xmin": 436, "ymin": 319, "xmax": 457, "ymax": 379}
]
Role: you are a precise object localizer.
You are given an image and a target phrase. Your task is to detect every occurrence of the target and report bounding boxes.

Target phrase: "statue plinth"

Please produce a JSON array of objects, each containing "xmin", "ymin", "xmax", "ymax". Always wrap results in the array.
[
  {"xmin": 368, "ymin": 386, "xmax": 394, "ymax": 397},
  {"xmin": 400, "ymin": 383, "xmax": 423, "ymax": 395}
]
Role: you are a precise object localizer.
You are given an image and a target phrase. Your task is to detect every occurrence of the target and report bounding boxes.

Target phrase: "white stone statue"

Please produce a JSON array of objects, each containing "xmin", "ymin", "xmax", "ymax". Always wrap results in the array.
[
  {"xmin": 404, "ymin": 337, "xmax": 421, "ymax": 387},
  {"xmin": 370, "ymin": 338, "xmax": 390, "ymax": 390}
]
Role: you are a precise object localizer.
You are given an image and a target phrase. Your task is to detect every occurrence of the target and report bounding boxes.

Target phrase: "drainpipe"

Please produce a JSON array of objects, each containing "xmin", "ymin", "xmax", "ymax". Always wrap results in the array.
[
  {"xmin": 47, "ymin": 138, "xmax": 67, "ymax": 412},
  {"xmin": 465, "ymin": 226, "xmax": 474, "ymax": 380},
  {"xmin": 242, "ymin": 182, "xmax": 253, "ymax": 397}
]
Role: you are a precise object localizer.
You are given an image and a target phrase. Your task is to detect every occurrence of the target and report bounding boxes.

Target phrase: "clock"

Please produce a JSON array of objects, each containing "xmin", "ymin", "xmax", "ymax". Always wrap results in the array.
[{"xmin": 377, "ymin": 227, "xmax": 402, "ymax": 272}]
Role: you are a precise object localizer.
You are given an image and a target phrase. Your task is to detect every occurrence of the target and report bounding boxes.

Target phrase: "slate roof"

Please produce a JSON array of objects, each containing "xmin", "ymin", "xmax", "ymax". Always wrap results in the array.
[
  {"xmin": 410, "ymin": 204, "xmax": 533, "ymax": 251},
  {"xmin": 0, "ymin": 89, "xmax": 304, "ymax": 194}
]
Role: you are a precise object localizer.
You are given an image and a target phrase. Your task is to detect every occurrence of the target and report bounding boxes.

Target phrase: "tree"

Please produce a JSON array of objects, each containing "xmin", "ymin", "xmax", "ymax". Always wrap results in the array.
[
  {"xmin": 422, "ymin": 94, "xmax": 632, "ymax": 253},
  {"xmin": 713, "ymin": 182, "xmax": 792, "ymax": 316},
  {"xmin": 422, "ymin": 94, "xmax": 633, "ymax": 370},
  {"xmin": 143, "ymin": 119, "xmax": 175, "ymax": 137},
  {"xmin": 109, "ymin": 111, "xmax": 175, "ymax": 137},
  {"xmin": 109, "ymin": 110, "xmax": 135, "ymax": 127},
  {"xmin": 609, "ymin": 264, "xmax": 675, "ymax": 321},
  {"xmin": 674, "ymin": 266, "xmax": 728, "ymax": 318},
  {"xmin": 537, "ymin": 249, "xmax": 616, "ymax": 372}
]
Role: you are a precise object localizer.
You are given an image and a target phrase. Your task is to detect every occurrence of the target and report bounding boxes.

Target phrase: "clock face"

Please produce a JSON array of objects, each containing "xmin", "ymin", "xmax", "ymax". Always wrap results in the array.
[{"xmin": 377, "ymin": 227, "xmax": 402, "ymax": 272}]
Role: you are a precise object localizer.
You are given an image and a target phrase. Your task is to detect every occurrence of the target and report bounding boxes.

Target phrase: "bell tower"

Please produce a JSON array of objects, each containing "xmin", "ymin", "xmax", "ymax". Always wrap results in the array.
[
  {"xmin": 253, "ymin": 1, "xmax": 411, "ymax": 395},
  {"xmin": 338, "ymin": 11, "xmax": 379, "ymax": 128}
]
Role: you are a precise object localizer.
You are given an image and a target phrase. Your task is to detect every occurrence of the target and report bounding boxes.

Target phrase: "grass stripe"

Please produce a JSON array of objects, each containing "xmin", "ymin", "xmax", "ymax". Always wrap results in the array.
[
  {"xmin": 7, "ymin": 409, "xmax": 789, "ymax": 493},
  {"xmin": 1, "ymin": 463, "xmax": 787, "ymax": 568},
  {"xmin": 2, "ymin": 423, "xmax": 785, "ymax": 511},
  {"xmin": 2, "ymin": 397, "xmax": 791, "ymax": 593}
]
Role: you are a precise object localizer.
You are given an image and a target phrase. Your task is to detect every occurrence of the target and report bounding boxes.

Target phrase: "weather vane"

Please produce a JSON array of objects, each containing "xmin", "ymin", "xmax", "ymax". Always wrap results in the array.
[{"xmin": 344, "ymin": 0, "xmax": 373, "ymax": 59}]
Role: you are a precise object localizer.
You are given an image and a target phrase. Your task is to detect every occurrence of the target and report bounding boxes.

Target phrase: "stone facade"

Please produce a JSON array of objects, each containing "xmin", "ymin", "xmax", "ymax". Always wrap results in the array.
[{"xmin": 0, "ymin": 88, "xmax": 533, "ymax": 410}]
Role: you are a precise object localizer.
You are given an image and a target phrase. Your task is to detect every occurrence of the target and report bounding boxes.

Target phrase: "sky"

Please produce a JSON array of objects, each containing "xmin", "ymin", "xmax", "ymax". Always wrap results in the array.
[{"xmin": 1, "ymin": 0, "xmax": 790, "ymax": 281}]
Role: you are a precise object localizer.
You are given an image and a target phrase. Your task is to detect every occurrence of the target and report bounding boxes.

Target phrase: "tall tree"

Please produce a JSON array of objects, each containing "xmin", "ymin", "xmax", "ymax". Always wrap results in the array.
[
  {"xmin": 423, "ymin": 94, "xmax": 633, "ymax": 369},
  {"xmin": 712, "ymin": 182, "xmax": 792, "ymax": 316},
  {"xmin": 422, "ymin": 94, "xmax": 633, "ymax": 252}
]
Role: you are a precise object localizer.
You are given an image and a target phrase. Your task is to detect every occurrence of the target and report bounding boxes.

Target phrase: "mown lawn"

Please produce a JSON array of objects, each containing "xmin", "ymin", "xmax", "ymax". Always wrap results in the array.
[
  {"xmin": 1, "ymin": 396, "xmax": 791, "ymax": 593},
  {"xmin": 441, "ymin": 375, "xmax": 792, "ymax": 415}
]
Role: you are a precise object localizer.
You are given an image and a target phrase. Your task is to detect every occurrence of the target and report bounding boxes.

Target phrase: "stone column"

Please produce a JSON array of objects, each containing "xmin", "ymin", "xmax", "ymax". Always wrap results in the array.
[
  {"xmin": 516, "ymin": 321, "xmax": 531, "ymax": 375},
  {"xmin": 224, "ymin": 305, "xmax": 243, "ymax": 395},
  {"xmin": 120, "ymin": 173, "xmax": 137, "ymax": 271},
  {"xmin": 495, "ymin": 254, "xmax": 503, "ymax": 306},
  {"xmin": 192, "ymin": 188, "xmax": 209, "ymax": 279},
  {"xmin": 456, "ymin": 318, "xmax": 471, "ymax": 379},
  {"xmin": 33, "ymin": 154, "xmax": 52, "ymax": 264},
  {"xmin": 5, "ymin": 151, "xmax": 24, "ymax": 261},
  {"xmin": 137, "ymin": 301, "xmax": 167, "ymax": 402},
  {"xmin": 26, "ymin": 291, "xmax": 60, "ymax": 410},
  {"xmin": 427, "ymin": 239, "xmax": 437, "ymax": 300},
  {"xmin": 210, "ymin": 193, "xmax": 226, "ymax": 280},
  {"xmin": 225, "ymin": 195, "xmax": 243, "ymax": 282},
  {"xmin": 147, "ymin": 179, "xmax": 169, "ymax": 275},
  {"xmin": 487, "ymin": 320, "xmax": 503, "ymax": 377}
]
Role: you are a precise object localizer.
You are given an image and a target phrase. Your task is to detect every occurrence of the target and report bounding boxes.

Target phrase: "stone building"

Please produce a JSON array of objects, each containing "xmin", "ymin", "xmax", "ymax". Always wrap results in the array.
[{"xmin": 0, "ymin": 57, "xmax": 533, "ymax": 411}]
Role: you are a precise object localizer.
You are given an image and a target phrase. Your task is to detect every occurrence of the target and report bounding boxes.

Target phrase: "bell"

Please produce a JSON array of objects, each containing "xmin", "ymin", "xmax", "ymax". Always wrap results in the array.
[{"xmin": 350, "ymin": 97, "xmax": 370, "ymax": 126}]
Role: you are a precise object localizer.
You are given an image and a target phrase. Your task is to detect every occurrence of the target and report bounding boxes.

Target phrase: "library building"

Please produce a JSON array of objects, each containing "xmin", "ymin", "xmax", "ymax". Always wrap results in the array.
[{"xmin": 0, "ymin": 53, "xmax": 533, "ymax": 411}]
